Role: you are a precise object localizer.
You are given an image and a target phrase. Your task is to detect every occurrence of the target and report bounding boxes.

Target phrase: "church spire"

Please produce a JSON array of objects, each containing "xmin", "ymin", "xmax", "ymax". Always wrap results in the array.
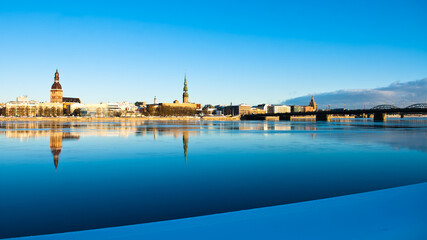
[
  {"xmin": 54, "ymin": 69, "xmax": 59, "ymax": 83},
  {"xmin": 183, "ymin": 73, "xmax": 188, "ymax": 92},
  {"xmin": 183, "ymin": 73, "xmax": 189, "ymax": 103}
]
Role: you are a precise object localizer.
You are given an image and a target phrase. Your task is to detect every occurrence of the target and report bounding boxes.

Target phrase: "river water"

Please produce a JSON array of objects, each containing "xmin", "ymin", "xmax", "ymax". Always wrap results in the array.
[{"xmin": 1, "ymin": 119, "xmax": 426, "ymax": 238}]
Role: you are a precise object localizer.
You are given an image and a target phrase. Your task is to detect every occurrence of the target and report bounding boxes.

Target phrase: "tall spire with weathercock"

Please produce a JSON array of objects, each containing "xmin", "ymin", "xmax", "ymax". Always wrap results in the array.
[{"xmin": 183, "ymin": 73, "xmax": 189, "ymax": 103}]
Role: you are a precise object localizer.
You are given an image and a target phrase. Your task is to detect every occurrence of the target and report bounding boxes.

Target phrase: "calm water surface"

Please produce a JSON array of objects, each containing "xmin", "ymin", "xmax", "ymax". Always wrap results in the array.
[{"xmin": 1, "ymin": 119, "xmax": 427, "ymax": 238}]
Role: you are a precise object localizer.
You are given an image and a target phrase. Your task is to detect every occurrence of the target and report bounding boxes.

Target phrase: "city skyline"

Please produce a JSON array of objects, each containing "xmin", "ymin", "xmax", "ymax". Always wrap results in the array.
[{"xmin": 1, "ymin": 0, "xmax": 427, "ymax": 105}]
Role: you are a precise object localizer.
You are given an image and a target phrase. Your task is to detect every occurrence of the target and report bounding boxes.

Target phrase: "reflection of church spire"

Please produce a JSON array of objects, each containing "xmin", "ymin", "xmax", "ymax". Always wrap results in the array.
[
  {"xmin": 183, "ymin": 131, "xmax": 189, "ymax": 164},
  {"xmin": 50, "ymin": 133, "xmax": 63, "ymax": 169},
  {"xmin": 53, "ymin": 152, "xmax": 60, "ymax": 168}
]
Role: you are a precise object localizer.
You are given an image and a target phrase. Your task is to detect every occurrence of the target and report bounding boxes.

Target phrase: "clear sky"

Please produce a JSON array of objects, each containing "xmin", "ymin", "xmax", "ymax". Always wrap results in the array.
[{"xmin": 0, "ymin": 0, "xmax": 426, "ymax": 105}]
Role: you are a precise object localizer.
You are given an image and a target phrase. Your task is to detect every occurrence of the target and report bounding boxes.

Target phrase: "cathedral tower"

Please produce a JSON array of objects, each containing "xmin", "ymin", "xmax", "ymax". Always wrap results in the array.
[
  {"xmin": 309, "ymin": 96, "xmax": 317, "ymax": 111},
  {"xmin": 183, "ymin": 73, "xmax": 189, "ymax": 103},
  {"xmin": 50, "ymin": 69, "xmax": 63, "ymax": 103}
]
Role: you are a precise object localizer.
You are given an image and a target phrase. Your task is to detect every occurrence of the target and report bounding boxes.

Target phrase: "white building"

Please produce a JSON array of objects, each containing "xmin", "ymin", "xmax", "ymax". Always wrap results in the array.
[
  {"xmin": 257, "ymin": 104, "xmax": 271, "ymax": 112},
  {"xmin": 267, "ymin": 105, "xmax": 291, "ymax": 114}
]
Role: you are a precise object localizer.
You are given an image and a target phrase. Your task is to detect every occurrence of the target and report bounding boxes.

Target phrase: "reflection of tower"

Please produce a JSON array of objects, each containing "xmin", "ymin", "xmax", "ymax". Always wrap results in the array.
[
  {"xmin": 50, "ymin": 132, "xmax": 63, "ymax": 169},
  {"xmin": 154, "ymin": 128, "xmax": 157, "ymax": 141},
  {"xmin": 50, "ymin": 69, "xmax": 63, "ymax": 103},
  {"xmin": 183, "ymin": 73, "xmax": 189, "ymax": 103},
  {"xmin": 183, "ymin": 131, "xmax": 189, "ymax": 164}
]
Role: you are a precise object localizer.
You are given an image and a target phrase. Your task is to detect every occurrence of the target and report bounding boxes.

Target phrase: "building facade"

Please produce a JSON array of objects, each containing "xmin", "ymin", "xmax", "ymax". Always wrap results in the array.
[
  {"xmin": 303, "ymin": 106, "xmax": 314, "ymax": 112},
  {"xmin": 4, "ymin": 98, "xmax": 39, "ymax": 117},
  {"xmin": 223, "ymin": 105, "xmax": 251, "ymax": 116},
  {"xmin": 2, "ymin": 96, "xmax": 62, "ymax": 117},
  {"xmin": 267, "ymin": 105, "xmax": 291, "ymax": 114},
  {"xmin": 291, "ymin": 105, "xmax": 304, "ymax": 113}
]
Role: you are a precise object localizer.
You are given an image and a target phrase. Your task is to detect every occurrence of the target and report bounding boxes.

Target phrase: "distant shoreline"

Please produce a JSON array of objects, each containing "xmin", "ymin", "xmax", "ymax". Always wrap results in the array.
[
  {"xmin": 0, "ymin": 116, "xmax": 241, "ymax": 122},
  {"xmin": 0, "ymin": 115, "xmax": 425, "ymax": 122}
]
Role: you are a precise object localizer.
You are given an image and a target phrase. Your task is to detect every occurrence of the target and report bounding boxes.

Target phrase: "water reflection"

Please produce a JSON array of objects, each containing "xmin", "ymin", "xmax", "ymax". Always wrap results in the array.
[
  {"xmin": 0, "ymin": 121, "xmax": 198, "ymax": 168},
  {"xmin": 0, "ymin": 120, "xmax": 426, "ymax": 155},
  {"xmin": 50, "ymin": 132, "xmax": 62, "ymax": 169},
  {"xmin": 50, "ymin": 132, "xmax": 80, "ymax": 168},
  {"xmin": 183, "ymin": 131, "xmax": 189, "ymax": 164}
]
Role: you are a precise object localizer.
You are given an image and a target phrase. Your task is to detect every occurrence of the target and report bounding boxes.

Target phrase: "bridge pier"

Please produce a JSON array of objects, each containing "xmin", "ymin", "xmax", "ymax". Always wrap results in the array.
[
  {"xmin": 400, "ymin": 114, "xmax": 404, "ymax": 118},
  {"xmin": 316, "ymin": 113, "xmax": 331, "ymax": 122},
  {"xmin": 279, "ymin": 115, "xmax": 291, "ymax": 121},
  {"xmin": 373, "ymin": 113, "xmax": 387, "ymax": 122}
]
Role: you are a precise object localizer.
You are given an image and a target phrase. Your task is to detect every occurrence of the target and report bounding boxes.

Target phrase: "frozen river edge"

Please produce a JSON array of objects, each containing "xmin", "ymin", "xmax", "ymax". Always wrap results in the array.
[{"xmin": 8, "ymin": 182, "xmax": 427, "ymax": 240}]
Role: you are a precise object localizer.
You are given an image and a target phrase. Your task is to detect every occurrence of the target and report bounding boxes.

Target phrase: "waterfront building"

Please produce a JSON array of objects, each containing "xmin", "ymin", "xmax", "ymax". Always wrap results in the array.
[
  {"xmin": 0, "ymin": 103, "xmax": 4, "ymax": 116},
  {"xmin": 68, "ymin": 103, "xmax": 85, "ymax": 116},
  {"xmin": 117, "ymin": 101, "xmax": 139, "ymax": 113},
  {"xmin": 135, "ymin": 102, "xmax": 146, "ymax": 108},
  {"xmin": 267, "ymin": 105, "xmax": 291, "ymax": 114},
  {"xmin": 250, "ymin": 107, "xmax": 266, "ymax": 115},
  {"xmin": 106, "ymin": 102, "xmax": 139, "ymax": 117},
  {"xmin": 4, "ymin": 96, "xmax": 39, "ymax": 117},
  {"xmin": 63, "ymin": 98, "xmax": 81, "ymax": 115},
  {"xmin": 106, "ymin": 102, "xmax": 121, "ymax": 113},
  {"xmin": 68, "ymin": 103, "xmax": 109, "ymax": 117},
  {"xmin": 155, "ymin": 102, "xmax": 198, "ymax": 116},
  {"xmin": 256, "ymin": 104, "xmax": 270, "ymax": 113},
  {"xmin": 202, "ymin": 105, "xmax": 217, "ymax": 115},
  {"xmin": 303, "ymin": 106, "xmax": 314, "ymax": 112},
  {"xmin": 291, "ymin": 105, "xmax": 304, "ymax": 113},
  {"xmin": 309, "ymin": 96, "xmax": 318, "ymax": 111},
  {"xmin": 223, "ymin": 104, "xmax": 251, "ymax": 116},
  {"xmin": 37, "ymin": 102, "xmax": 63, "ymax": 117},
  {"xmin": 214, "ymin": 105, "xmax": 227, "ymax": 115},
  {"xmin": 3, "ymin": 95, "xmax": 63, "ymax": 117},
  {"xmin": 78, "ymin": 103, "xmax": 108, "ymax": 117}
]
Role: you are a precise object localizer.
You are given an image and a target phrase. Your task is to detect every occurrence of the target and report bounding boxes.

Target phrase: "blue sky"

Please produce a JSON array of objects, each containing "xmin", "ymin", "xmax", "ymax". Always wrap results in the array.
[{"xmin": 0, "ymin": 0, "xmax": 426, "ymax": 105}]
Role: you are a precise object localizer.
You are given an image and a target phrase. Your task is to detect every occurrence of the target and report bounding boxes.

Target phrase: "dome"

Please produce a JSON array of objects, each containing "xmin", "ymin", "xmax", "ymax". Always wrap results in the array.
[{"xmin": 51, "ymin": 82, "xmax": 62, "ymax": 90}]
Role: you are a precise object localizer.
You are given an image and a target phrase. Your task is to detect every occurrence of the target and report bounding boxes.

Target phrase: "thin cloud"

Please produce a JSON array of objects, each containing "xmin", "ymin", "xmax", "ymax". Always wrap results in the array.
[{"xmin": 283, "ymin": 78, "xmax": 427, "ymax": 109}]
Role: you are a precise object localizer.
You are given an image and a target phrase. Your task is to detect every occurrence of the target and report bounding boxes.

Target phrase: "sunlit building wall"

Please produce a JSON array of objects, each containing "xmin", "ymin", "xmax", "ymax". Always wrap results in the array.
[{"xmin": 267, "ymin": 105, "xmax": 291, "ymax": 114}]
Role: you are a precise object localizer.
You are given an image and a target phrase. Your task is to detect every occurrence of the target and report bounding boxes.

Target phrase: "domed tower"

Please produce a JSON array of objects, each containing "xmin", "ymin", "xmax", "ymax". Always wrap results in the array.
[
  {"xmin": 309, "ymin": 96, "xmax": 317, "ymax": 111},
  {"xmin": 183, "ymin": 73, "xmax": 189, "ymax": 103},
  {"xmin": 50, "ymin": 69, "xmax": 63, "ymax": 103}
]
